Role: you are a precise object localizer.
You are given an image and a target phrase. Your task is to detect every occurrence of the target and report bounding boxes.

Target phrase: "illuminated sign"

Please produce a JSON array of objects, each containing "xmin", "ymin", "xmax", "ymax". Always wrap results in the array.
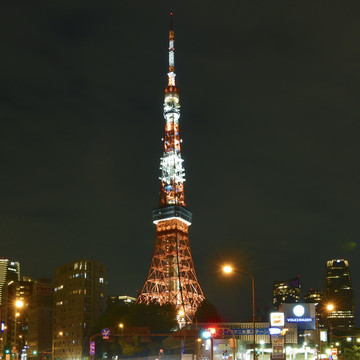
[
  {"xmin": 101, "ymin": 328, "xmax": 110, "ymax": 340},
  {"xmin": 287, "ymin": 318, "xmax": 312, "ymax": 323},
  {"xmin": 1, "ymin": 322, "xmax": 4, "ymax": 332},
  {"xmin": 320, "ymin": 330, "xmax": 327, "ymax": 342},
  {"xmin": 281, "ymin": 303, "xmax": 316, "ymax": 330},
  {"xmin": 270, "ymin": 312, "xmax": 285, "ymax": 327},
  {"xmin": 269, "ymin": 327, "xmax": 282, "ymax": 335},
  {"xmin": 90, "ymin": 341, "xmax": 95, "ymax": 356},
  {"xmin": 217, "ymin": 328, "xmax": 269, "ymax": 336},
  {"xmin": 293, "ymin": 305, "xmax": 305, "ymax": 317}
]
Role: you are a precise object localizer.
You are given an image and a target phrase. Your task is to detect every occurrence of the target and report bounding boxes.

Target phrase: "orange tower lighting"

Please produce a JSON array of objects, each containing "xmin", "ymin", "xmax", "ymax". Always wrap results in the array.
[{"xmin": 137, "ymin": 13, "xmax": 205, "ymax": 325}]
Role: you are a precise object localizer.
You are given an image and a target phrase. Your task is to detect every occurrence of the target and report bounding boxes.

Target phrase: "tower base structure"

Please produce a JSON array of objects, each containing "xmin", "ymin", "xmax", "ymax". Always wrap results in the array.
[{"xmin": 137, "ymin": 206, "xmax": 204, "ymax": 325}]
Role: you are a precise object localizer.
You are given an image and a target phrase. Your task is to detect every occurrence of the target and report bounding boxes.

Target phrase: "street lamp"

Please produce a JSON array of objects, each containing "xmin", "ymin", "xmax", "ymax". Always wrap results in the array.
[
  {"xmin": 14, "ymin": 300, "xmax": 24, "ymax": 354},
  {"xmin": 259, "ymin": 340, "xmax": 265, "ymax": 360},
  {"xmin": 222, "ymin": 265, "xmax": 256, "ymax": 360},
  {"xmin": 326, "ymin": 304, "xmax": 334, "ymax": 349},
  {"xmin": 316, "ymin": 302, "xmax": 335, "ymax": 359}
]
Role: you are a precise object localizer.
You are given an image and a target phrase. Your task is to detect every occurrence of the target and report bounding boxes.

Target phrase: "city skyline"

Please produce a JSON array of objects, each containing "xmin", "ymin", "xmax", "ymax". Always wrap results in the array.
[{"xmin": 1, "ymin": 1, "xmax": 360, "ymax": 324}]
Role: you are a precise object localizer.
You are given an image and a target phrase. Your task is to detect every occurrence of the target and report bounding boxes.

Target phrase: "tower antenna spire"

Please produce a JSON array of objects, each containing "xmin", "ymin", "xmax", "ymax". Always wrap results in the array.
[
  {"xmin": 137, "ymin": 14, "xmax": 205, "ymax": 326},
  {"xmin": 168, "ymin": 12, "xmax": 175, "ymax": 87}
]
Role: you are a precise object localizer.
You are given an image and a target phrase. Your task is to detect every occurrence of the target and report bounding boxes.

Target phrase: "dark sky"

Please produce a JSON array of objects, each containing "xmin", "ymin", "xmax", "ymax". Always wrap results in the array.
[{"xmin": 1, "ymin": 1, "xmax": 360, "ymax": 322}]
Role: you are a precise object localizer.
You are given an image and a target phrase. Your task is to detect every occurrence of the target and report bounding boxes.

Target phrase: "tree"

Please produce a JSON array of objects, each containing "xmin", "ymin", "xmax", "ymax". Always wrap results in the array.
[
  {"xmin": 95, "ymin": 302, "xmax": 177, "ymax": 358},
  {"xmin": 195, "ymin": 299, "xmax": 222, "ymax": 323},
  {"xmin": 343, "ymin": 346, "xmax": 360, "ymax": 360}
]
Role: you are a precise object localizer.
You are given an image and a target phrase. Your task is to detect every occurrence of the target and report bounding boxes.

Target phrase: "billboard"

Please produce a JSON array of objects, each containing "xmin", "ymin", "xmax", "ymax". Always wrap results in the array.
[
  {"xmin": 270, "ymin": 312, "xmax": 285, "ymax": 327},
  {"xmin": 281, "ymin": 303, "xmax": 316, "ymax": 330},
  {"xmin": 272, "ymin": 336, "xmax": 285, "ymax": 360}
]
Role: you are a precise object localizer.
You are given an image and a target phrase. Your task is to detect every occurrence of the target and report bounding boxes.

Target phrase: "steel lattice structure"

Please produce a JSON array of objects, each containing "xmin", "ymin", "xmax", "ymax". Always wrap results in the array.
[{"xmin": 137, "ymin": 14, "xmax": 205, "ymax": 325}]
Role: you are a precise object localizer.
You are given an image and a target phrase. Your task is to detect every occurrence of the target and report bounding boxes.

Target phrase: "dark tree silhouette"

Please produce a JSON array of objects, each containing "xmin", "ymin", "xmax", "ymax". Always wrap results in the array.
[
  {"xmin": 195, "ymin": 299, "xmax": 222, "ymax": 323},
  {"xmin": 94, "ymin": 302, "xmax": 177, "ymax": 358}
]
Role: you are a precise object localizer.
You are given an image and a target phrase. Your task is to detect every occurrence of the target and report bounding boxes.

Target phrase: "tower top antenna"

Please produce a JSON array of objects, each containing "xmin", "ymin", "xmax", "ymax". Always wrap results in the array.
[{"xmin": 167, "ymin": 12, "xmax": 175, "ymax": 87}]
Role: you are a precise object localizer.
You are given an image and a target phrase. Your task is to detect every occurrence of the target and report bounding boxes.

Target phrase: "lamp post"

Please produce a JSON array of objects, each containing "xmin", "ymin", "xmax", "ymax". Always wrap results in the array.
[
  {"xmin": 326, "ymin": 304, "xmax": 334, "ymax": 350},
  {"xmin": 13, "ymin": 300, "xmax": 24, "ymax": 357},
  {"xmin": 316, "ymin": 303, "xmax": 335, "ymax": 360},
  {"xmin": 259, "ymin": 340, "xmax": 265, "ymax": 360},
  {"xmin": 223, "ymin": 265, "xmax": 256, "ymax": 360}
]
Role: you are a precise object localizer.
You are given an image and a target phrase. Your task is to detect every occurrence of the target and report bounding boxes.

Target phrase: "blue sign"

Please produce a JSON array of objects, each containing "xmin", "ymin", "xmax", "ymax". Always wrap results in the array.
[
  {"xmin": 287, "ymin": 318, "xmax": 312, "ymax": 323},
  {"xmin": 269, "ymin": 328, "xmax": 282, "ymax": 335},
  {"xmin": 281, "ymin": 303, "xmax": 316, "ymax": 330},
  {"xmin": 1, "ymin": 322, "xmax": 4, "ymax": 332},
  {"xmin": 90, "ymin": 341, "xmax": 95, "ymax": 356},
  {"xmin": 102, "ymin": 328, "xmax": 110, "ymax": 340},
  {"xmin": 218, "ymin": 328, "xmax": 269, "ymax": 336}
]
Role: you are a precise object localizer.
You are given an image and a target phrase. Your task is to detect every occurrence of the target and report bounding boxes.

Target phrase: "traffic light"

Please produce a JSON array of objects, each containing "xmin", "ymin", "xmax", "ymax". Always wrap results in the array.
[
  {"xmin": 209, "ymin": 328, "xmax": 216, "ymax": 336},
  {"xmin": 201, "ymin": 330, "xmax": 211, "ymax": 339},
  {"xmin": 229, "ymin": 338, "xmax": 237, "ymax": 348},
  {"xmin": 201, "ymin": 327, "xmax": 216, "ymax": 339},
  {"xmin": 32, "ymin": 350, "xmax": 38, "ymax": 355},
  {"xmin": 4, "ymin": 346, "xmax": 10, "ymax": 355}
]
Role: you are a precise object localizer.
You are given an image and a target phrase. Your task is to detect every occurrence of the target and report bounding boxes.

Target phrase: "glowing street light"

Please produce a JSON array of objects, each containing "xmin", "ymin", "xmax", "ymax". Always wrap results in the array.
[
  {"xmin": 223, "ymin": 265, "xmax": 232, "ymax": 274},
  {"xmin": 259, "ymin": 340, "xmax": 265, "ymax": 360},
  {"xmin": 14, "ymin": 299, "xmax": 24, "ymax": 351},
  {"xmin": 222, "ymin": 265, "xmax": 256, "ymax": 360},
  {"xmin": 15, "ymin": 300, "xmax": 24, "ymax": 309}
]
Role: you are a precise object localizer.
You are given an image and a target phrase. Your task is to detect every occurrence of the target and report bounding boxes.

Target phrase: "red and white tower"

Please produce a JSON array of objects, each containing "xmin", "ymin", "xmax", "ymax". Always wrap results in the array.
[{"xmin": 137, "ymin": 14, "xmax": 205, "ymax": 324}]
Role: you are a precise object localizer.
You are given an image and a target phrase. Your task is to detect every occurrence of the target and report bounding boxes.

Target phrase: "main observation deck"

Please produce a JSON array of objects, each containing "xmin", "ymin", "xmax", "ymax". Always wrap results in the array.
[{"xmin": 152, "ymin": 205, "xmax": 192, "ymax": 226}]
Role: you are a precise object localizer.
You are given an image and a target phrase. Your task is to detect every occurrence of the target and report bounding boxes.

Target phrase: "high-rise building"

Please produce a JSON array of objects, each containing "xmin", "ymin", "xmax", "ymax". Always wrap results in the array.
[
  {"xmin": 304, "ymin": 289, "xmax": 323, "ymax": 303},
  {"xmin": 304, "ymin": 289, "xmax": 326, "ymax": 328},
  {"xmin": 137, "ymin": 13, "xmax": 205, "ymax": 324},
  {"xmin": 273, "ymin": 275, "xmax": 301, "ymax": 310},
  {"xmin": 52, "ymin": 259, "xmax": 107, "ymax": 360},
  {"xmin": 0, "ymin": 259, "xmax": 20, "ymax": 354},
  {"xmin": 325, "ymin": 259, "xmax": 354, "ymax": 329},
  {"xmin": 27, "ymin": 278, "xmax": 54, "ymax": 360},
  {"xmin": 0, "ymin": 259, "xmax": 20, "ymax": 305},
  {"xmin": 1, "ymin": 277, "xmax": 34, "ymax": 355}
]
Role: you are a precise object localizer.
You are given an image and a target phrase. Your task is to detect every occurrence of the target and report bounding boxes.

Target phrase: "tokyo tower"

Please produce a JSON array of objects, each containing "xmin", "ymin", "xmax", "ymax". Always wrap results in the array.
[{"xmin": 137, "ymin": 13, "xmax": 205, "ymax": 324}]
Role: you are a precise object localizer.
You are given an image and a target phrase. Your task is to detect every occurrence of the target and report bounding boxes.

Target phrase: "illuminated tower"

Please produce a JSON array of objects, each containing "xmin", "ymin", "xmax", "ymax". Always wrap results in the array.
[
  {"xmin": 0, "ymin": 258, "xmax": 20, "ymax": 304},
  {"xmin": 325, "ymin": 259, "xmax": 354, "ymax": 329},
  {"xmin": 137, "ymin": 14, "xmax": 205, "ymax": 323}
]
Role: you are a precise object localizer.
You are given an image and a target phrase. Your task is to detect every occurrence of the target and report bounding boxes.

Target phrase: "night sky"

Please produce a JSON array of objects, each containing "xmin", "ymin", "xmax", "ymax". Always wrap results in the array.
[{"xmin": 1, "ymin": 1, "xmax": 360, "ymax": 323}]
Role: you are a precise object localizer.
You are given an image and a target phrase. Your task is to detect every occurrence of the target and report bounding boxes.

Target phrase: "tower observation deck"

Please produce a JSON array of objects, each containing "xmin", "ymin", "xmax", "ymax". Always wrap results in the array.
[{"xmin": 137, "ymin": 13, "xmax": 205, "ymax": 324}]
